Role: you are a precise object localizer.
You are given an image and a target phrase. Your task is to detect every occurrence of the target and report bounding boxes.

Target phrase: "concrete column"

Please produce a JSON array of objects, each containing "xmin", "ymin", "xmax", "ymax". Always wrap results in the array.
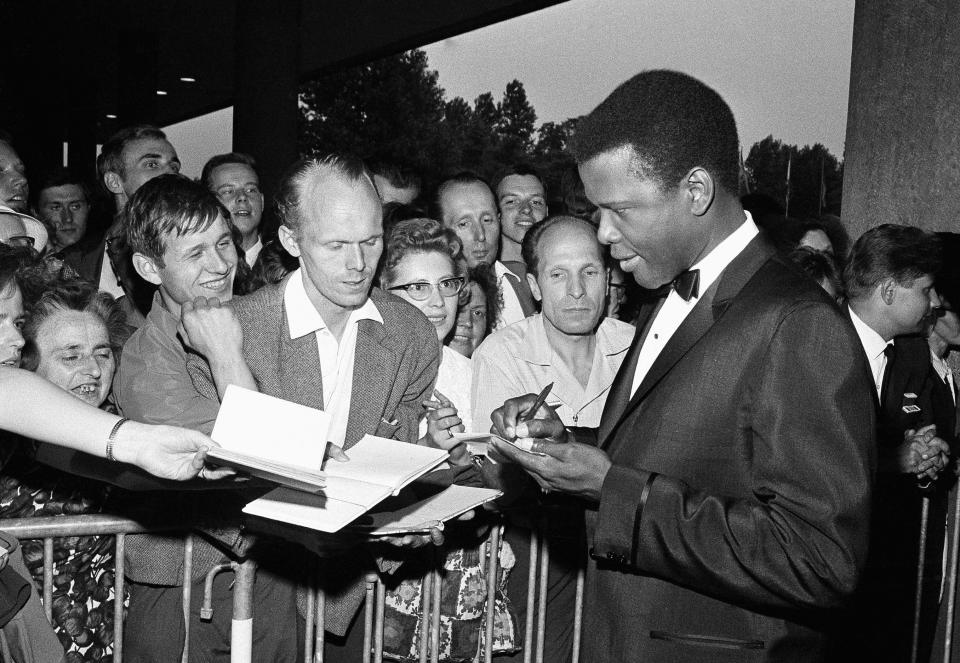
[
  {"xmin": 842, "ymin": 0, "xmax": 960, "ymax": 239},
  {"xmin": 233, "ymin": 0, "xmax": 301, "ymax": 202}
]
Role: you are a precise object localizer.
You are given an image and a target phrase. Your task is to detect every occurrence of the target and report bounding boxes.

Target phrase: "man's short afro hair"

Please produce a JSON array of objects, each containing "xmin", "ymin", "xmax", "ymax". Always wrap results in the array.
[{"xmin": 571, "ymin": 70, "xmax": 741, "ymax": 195}]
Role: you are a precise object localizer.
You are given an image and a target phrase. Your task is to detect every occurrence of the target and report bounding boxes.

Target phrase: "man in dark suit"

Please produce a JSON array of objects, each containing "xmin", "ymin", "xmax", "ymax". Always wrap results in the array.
[
  {"xmin": 488, "ymin": 70, "xmax": 876, "ymax": 662},
  {"xmin": 840, "ymin": 225, "xmax": 949, "ymax": 662}
]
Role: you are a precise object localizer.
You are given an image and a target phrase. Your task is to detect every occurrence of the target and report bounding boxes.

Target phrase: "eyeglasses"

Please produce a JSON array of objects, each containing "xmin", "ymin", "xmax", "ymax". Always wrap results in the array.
[
  {"xmin": 216, "ymin": 185, "xmax": 261, "ymax": 201},
  {"xmin": 387, "ymin": 277, "xmax": 465, "ymax": 301}
]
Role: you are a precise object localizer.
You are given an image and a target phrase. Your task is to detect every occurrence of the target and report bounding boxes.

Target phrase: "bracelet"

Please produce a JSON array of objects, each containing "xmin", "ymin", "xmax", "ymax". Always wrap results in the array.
[{"xmin": 106, "ymin": 418, "xmax": 130, "ymax": 462}]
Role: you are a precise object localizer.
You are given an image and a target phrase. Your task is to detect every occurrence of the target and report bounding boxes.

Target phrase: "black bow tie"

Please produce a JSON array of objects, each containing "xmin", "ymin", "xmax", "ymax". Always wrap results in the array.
[{"xmin": 671, "ymin": 269, "xmax": 700, "ymax": 301}]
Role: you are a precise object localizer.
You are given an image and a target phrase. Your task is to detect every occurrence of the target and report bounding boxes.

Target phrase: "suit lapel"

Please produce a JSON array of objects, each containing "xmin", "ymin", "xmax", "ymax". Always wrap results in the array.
[
  {"xmin": 345, "ymin": 314, "xmax": 401, "ymax": 449},
  {"xmin": 599, "ymin": 236, "xmax": 776, "ymax": 450}
]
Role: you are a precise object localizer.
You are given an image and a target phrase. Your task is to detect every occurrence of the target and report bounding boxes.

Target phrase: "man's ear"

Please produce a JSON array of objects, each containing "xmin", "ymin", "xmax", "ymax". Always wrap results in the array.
[
  {"xmin": 103, "ymin": 171, "xmax": 125, "ymax": 196},
  {"xmin": 685, "ymin": 167, "xmax": 715, "ymax": 217},
  {"xmin": 132, "ymin": 253, "xmax": 163, "ymax": 286},
  {"xmin": 526, "ymin": 272, "xmax": 542, "ymax": 302},
  {"xmin": 277, "ymin": 224, "xmax": 301, "ymax": 258},
  {"xmin": 879, "ymin": 278, "xmax": 897, "ymax": 305}
]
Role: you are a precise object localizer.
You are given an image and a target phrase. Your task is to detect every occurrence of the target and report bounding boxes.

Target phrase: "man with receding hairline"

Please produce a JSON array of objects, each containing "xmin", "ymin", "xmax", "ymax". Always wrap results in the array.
[{"xmin": 488, "ymin": 70, "xmax": 875, "ymax": 662}]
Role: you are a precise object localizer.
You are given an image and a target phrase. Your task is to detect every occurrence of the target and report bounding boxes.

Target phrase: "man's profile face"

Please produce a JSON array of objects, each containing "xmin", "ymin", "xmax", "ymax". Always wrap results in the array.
[
  {"xmin": 209, "ymin": 163, "xmax": 263, "ymax": 238},
  {"xmin": 529, "ymin": 222, "xmax": 607, "ymax": 337},
  {"xmin": 889, "ymin": 274, "xmax": 940, "ymax": 335},
  {"xmin": 151, "ymin": 213, "xmax": 238, "ymax": 311},
  {"xmin": 439, "ymin": 181, "xmax": 499, "ymax": 269},
  {"xmin": 497, "ymin": 174, "xmax": 547, "ymax": 246},
  {"xmin": 282, "ymin": 176, "xmax": 383, "ymax": 314},
  {"xmin": 373, "ymin": 174, "xmax": 418, "ymax": 206},
  {"xmin": 115, "ymin": 138, "xmax": 181, "ymax": 199},
  {"xmin": 37, "ymin": 184, "xmax": 89, "ymax": 250},
  {"xmin": 580, "ymin": 146, "xmax": 700, "ymax": 290},
  {"xmin": 0, "ymin": 142, "xmax": 28, "ymax": 212}
]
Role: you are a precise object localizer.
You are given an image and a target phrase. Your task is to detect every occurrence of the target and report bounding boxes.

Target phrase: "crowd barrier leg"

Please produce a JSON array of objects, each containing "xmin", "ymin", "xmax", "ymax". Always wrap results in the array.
[
  {"xmin": 483, "ymin": 526, "xmax": 501, "ymax": 663},
  {"xmin": 418, "ymin": 557, "xmax": 433, "ymax": 663},
  {"xmin": 231, "ymin": 559, "xmax": 256, "ymax": 663},
  {"xmin": 305, "ymin": 568, "xmax": 316, "ymax": 663},
  {"xmin": 572, "ymin": 567, "xmax": 584, "ymax": 663},
  {"xmin": 183, "ymin": 534, "xmax": 194, "ymax": 663},
  {"xmin": 114, "ymin": 533, "xmax": 126, "ymax": 662},
  {"xmin": 374, "ymin": 575, "xmax": 386, "ymax": 663},
  {"xmin": 535, "ymin": 525, "xmax": 549, "ymax": 663},
  {"xmin": 42, "ymin": 537, "xmax": 53, "ymax": 622},
  {"xmin": 913, "ymin": 496, "xmax": 932, "ymax": 663},
  {"xmin": 522, "ymin": 528, "xmax": 539, "ymax": 663},
  {"xmin": 363, "ymin": 573, "xmax": 377, "ymax": 663},
  {"xmin": 429, "ymin": 563, "xmax": 442, "ymax": 663},
  {"xmin": 315, "ymin": 576, "xmax": 326, "ymax": 662},
  {"xmin": 943, "ymin": 487, "xmax": 960, "ymax": 663}
]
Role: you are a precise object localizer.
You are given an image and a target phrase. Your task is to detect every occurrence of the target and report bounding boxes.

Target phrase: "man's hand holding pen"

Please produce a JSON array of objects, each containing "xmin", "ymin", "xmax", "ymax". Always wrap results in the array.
[{"xmin": 489, "ymin": 392, "xmax": 612, "ymax": 503}]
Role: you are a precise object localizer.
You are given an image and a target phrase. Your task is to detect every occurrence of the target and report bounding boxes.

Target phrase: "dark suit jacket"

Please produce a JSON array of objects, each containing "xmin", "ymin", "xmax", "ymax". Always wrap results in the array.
[{"xmin": 572, "ymin": 236, "xmax": 875, "ymax": 662}]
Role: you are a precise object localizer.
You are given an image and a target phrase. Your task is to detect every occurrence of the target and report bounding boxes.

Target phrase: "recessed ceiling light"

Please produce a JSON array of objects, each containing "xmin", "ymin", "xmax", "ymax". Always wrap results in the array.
[
  {"xmin": 156, "ymin": 90, "xmax": 168, "ymax": 96},
  {"xmin": 105, "ymin": 114, "xmax": 117, "ymax": 119},
  {"xmin": 180, "ymin": 77, "xmax": 196, "ymax": 83}
]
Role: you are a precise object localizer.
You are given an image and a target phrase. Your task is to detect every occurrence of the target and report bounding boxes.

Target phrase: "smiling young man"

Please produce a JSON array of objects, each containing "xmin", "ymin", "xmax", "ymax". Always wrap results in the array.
[
  {"xmin": 0, "ymin": 133, "xmax": 29, "ymax": 213},
  {"xmin": 112, "ymin": 174, "xmax": 296, "ymax": 662},
  {"xmin": 486, "ymin": 70, "xmax": 875, "ymax": 663},
  {"xmin": 201, "ymin": 152, "xmax": 265, "ymax": 266}
]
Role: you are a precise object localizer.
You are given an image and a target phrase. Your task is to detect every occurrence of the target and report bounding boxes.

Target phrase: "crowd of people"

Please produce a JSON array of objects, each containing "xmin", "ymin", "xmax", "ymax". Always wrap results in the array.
[{"xmin": 0, "ymin": 67, "xmax": 957, "ymax": 663}]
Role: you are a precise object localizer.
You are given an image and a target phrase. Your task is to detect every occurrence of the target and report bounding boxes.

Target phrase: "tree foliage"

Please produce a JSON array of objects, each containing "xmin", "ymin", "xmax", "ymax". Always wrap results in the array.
[
  {"xmin": 298, "ymin": 49, "xmax": 842, "ymax": 217},
  {"xmin": 745, "ymin": 135, "xmax": 843, "ymax": 218}
]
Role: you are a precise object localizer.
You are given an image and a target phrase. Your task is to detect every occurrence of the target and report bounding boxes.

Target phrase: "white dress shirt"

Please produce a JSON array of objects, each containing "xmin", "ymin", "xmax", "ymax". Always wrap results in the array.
[
  {"xmin": 630, "ymin": 212, "xmax": 760, "ymax": 397},
  {"xmin": 493, "ymin": 260, "xmax": 527, "ymax": 330},
  {"xmin": 931, "ymin": 350, "xmax": 957, "ymax": 406},
  {"xmin": 284, "ymin": 268, "xmax": 383, "ymax": 446},
  {"xmin": 848, "ymin": 306, "xmax": 891, "ymax": 397},
  {"xmin": 244, "ymin": 236, "xmax": 263, "ymax": 267},
  {"xmin": 97, "ymin": 246, "xmax": 125, "ymax": 299}
]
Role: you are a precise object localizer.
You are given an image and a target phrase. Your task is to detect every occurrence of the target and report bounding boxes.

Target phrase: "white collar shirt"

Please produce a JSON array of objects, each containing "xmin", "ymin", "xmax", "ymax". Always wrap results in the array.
[
  {"xmin": 97, "ymin": 246, "xmax": 125, "ymax": 299},
  {"xmin": 244, "ymin": 236, "xmax": 263, "ymax": 268},
  {"xmin": 630, "ymin": 213, "xmax": 760, "ymax": 397},
  {"xmin": 284, "ymin": 268, "xmax": 383, "ymax": 446},
  {"xmin": 848, "ymin": 306, "xmax": 891, "ymax": 397},
  {"xmin": 493, "ymin": 260, "xmax": 527, "ymax": 330},
  {"xmin": 930, "ymin": 350, "xmax": 957, "ymax": 406}
]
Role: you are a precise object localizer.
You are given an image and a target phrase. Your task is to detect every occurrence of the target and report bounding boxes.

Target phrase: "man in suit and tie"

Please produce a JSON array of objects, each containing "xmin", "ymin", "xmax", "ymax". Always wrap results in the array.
[
  {"xmin": 840, "ymin": 224, "xmax": 950, "ymax": 662},
  {"xmin": 488, "ymin": 70, "xmax": 876, "ymax": 662}
]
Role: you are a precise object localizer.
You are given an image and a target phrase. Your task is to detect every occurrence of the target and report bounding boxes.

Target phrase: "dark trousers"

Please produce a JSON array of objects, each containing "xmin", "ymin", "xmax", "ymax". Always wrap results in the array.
[{"xmin": 125, "ymin": 566, "xmax": 299, "ymax": 663}]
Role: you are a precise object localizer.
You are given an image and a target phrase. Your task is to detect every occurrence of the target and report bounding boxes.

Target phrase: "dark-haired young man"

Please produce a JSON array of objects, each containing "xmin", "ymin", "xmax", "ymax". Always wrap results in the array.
[
  {"xmin": 113, "ymin": 174, "xmax": 295, "ymax": 662},
  {"xmin": 495, "ymin": 164, "xmax": 548, "ymax": 267},
  {"xmin": 202, "ymin": 152, "xmax": 265, "ymax": 266},
  {"xmin": 839, "ymin": 224, "xmax": 949, "ymax": 662},
  {"xmin": 95, "ymin": 125, "xmax": 181, "ymax": 320},
  {"xmin": 487, "ymin": 70, "xmax": 875, "ymax": 662},
  {"xmin": 33, "ymin": 168, "xmax": 103, "ymax": 280}
]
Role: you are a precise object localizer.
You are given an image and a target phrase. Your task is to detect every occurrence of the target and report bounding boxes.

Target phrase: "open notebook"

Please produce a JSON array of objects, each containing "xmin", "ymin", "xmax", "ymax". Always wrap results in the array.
[
  {"xmin": 206, "ymin": 385, "xmax": 331, "ymax": 493},
  {"xmin": 242, "ymin": 435, "xmax": 454, "ymax": 532}
]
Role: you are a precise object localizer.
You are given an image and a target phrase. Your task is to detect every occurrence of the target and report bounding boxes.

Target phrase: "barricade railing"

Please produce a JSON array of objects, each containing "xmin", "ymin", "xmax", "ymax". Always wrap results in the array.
[{"xmin": 2, "ymin": 515, "xmax": 584, "ymax": 663}]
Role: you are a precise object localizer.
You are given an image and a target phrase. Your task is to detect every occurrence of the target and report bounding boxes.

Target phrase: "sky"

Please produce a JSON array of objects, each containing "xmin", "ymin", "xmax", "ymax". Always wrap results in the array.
[{"xmin": 165, "ymin": 0, "xmax": 855, "ymax": 177}]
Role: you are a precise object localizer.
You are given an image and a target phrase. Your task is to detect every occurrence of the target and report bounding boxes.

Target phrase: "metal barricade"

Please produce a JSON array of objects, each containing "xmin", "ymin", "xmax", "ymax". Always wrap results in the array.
[{"xmin": 4, "ymin": 515, "xmax": 580, "ymax": 663}]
